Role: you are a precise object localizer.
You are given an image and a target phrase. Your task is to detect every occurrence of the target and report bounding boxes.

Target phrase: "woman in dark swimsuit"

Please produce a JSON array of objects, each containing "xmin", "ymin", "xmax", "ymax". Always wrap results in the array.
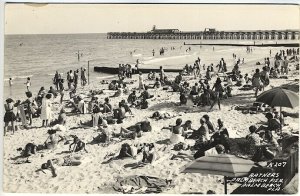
[{"xmin": 4, "ymin": 98, "xmax": 16, "ymax": 135}]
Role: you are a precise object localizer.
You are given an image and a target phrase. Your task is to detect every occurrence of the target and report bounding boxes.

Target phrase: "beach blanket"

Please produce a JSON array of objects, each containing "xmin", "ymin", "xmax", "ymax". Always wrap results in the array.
[{"xmin": 113, "ymin": 175, "xmax": 173, "ymax": 193}]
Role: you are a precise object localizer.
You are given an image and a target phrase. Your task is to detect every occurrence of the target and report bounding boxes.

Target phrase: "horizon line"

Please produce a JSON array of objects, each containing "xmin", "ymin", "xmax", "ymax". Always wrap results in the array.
[{"xmin": 5, "ymin": 28, "xmax": 300, "ymax": 35}]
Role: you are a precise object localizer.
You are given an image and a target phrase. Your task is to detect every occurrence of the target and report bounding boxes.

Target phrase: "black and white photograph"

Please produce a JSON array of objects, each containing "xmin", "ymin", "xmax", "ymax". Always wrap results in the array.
[{"xmin": 2, "ymin": 2, "xmax": 300, "ymax": 194}]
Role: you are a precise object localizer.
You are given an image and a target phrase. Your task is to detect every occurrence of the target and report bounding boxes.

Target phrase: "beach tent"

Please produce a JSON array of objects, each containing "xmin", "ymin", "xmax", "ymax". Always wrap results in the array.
[{"xmin": 181, "ymin": 154, "xmax": 255, "ymax": 194}]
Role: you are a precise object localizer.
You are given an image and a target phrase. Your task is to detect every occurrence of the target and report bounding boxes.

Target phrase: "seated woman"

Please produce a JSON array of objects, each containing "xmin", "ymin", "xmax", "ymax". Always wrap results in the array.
[
  {"xmin": 148, "ymin": 72, "xmax": 155, "ymax": 80},
  {"xmin": 44, "ymin": 129, "xmax": 64, "ymax": 149},
  {"xmin": 202, "ymin": 115, "xmax": 215, "ymax": 134},
  {"xmin": 169, "ymin": 118, "xmax": 185, "ymax": 144},
  {"xmin": 139, "ymin": 87, "xmax": 154, "ymax": 100},
  {"xmin": 152, "ymin": 78, "xmax": 161, "ymax": 88},
  {"xmin": 102, "ymin": 97, "xmax": 112, "ymax": 113},
  {"xmin": 110, "ymin": 87, "xmax": 122, "ymax": 98},
  {"xmin": 181, "ymin": 120, "xmax": 196, "ymax": 138},
  {"xmin": 119, "ymin": 100, "xmax": 133, "ymax": 115},
  {"xmin": 235, "ymin": 75, "xmax": 245, "ymax": 86},
  {"xmin": 190, "ymin": 83, "xmax": 200, "ymax": 96},
  {"xmin": 127, "ymin": 90, "xmax": 138, "ymax": 106},
  {"xmin": 108, "ymin": 80, "xmax": 118, "ymax": 90},
  {"xmin": 225, "ymin": 86, "xmax": 233, "ymax": 97},
  {"xmin": 188, "ymin": 118, "xmax": 209, "ymax": 141},
  {"xmin": 69, "ymin": 135, "xmax": 88, "ymax": 153},
  {"xmin": 180, "ymin": 92, "xmax": 188, "ymax": 105},
  {"xmin": 117, "ymin": 143, "xmax": 137, "ymax": 159},
  {"xmin": 113, "ymin": 103, "xmax": 127, "ymax": 123},
  {"xmin": 256, "ymin": 112, "xmax": 281, "ymax": 135},
  {"xmin": 123, "ymin": 84, "xmax": 130, "ymax": 95},
  {"xmin": 197, "ymin": 88, "xmax": 211, "ymax": 106},
  {"xmin": 209, "ymin": 119, "xmax": 230, "ymax": 153},
  {"xmin": 246, "ymin": 125, "xmax": 275, "ymax": 161},
  {"xmin": 142, "ymin": 143, "xmax": 156, "ymax": 164},
  {"xmin": 88, "ymin": 97, "xmax": 98, "ymax": 113},
  {"xmin": 50, "ymin": 108, "xmax": 67, "ymax": 127},
  {"xmin": 92, "ymin": 120, "xmax": 111, "ymax": 144},
  {"xmin": 137, "ymin": 97, "xmax": 149, "ymax": 109}
]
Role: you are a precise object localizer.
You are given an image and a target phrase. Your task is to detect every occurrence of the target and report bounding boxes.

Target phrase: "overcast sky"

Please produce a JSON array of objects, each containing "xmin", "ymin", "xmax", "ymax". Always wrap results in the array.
[{"xmin": 5, "ymin": 3, "xmax": 300, "ymax": 34}]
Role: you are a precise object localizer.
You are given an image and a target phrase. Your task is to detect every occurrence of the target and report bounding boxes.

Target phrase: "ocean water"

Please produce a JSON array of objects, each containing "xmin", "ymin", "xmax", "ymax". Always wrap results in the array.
[{"xmin": 4, "ymin": 33, "xmax": 277, "ymax": 100}]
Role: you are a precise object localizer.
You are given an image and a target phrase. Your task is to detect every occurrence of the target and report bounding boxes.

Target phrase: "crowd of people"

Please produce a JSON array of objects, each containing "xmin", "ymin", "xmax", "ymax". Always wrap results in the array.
[{"xmin": 3, "ymin": 45, "xmax": 299, "ymax": 187}]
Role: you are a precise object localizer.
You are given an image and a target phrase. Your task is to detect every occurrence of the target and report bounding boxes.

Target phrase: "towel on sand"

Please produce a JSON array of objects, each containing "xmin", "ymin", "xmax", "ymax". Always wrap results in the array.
[{"xmin": 113, "ymin": 175, "xmax": 173, "ymax": 193}]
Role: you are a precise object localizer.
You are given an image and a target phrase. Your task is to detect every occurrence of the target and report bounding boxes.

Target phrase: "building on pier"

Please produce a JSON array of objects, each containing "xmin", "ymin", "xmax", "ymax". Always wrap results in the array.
[{"xmin": 107, "ymin": 27, "xmax": 300, "ymax": 40}]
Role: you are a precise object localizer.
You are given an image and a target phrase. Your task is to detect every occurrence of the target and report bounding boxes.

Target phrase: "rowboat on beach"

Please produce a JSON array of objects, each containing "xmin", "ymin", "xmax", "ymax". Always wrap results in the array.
[{"xmin": 94, "ymin": 66, "xmax": 183, "ymax": 74}]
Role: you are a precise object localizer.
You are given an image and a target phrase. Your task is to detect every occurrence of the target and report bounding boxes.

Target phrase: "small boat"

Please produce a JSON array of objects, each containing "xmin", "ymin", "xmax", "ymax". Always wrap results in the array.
[{"xmin": 94, "ymin": 66, "xmax": 182, "ymax": 74}]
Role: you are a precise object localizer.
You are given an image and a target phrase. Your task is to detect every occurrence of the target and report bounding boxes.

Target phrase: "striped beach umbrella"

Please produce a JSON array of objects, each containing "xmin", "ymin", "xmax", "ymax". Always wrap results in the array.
[{"xmin": 181, "ymin": 154, "xmax": 255, "ymax": 194}]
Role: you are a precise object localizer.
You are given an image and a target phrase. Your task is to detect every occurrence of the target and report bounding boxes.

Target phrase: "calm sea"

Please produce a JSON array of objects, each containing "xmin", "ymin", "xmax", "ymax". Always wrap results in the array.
[{"xmin": 4, "ymin": 33, "xmax": 278, "ymax": 100}]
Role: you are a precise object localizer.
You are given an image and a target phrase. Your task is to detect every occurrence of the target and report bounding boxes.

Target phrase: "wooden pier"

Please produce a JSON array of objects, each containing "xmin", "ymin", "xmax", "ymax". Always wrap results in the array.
[{"xmin": 107, "ymin": 27, "xmax": 300, "ymax": 41}]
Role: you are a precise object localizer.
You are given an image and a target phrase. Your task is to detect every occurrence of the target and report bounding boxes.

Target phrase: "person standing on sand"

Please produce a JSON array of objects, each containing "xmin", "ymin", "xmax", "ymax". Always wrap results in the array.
[
  {"xmin": 4, "ymin": 98, "xmax": 16, "ymax": 136},
  {"xmin": 81, "ymin": 68, "xmax": 87, "ymax": 86},
  {"xmin": 138, "ymin": 72, "xmax": 145, "ymax": 92},
  {"xmin": 53, "ymin": 71, "xmax": 60, "ymax": 90},
  {"xmin": 25, "ymin": 77, "xmax": 31, "ymax": 91},
  {"xmin": 152, "ymin": 49, "xmax": 155, "ymax": 56},
  {"xmin": 159, "ymin": 66, "xmax": 165, "ymax": 83},
  {"xmin": 41, "ymin": 93, "xmax": 52, "ymax": 127},
  {"xmin": 210, "ymin": 78, "xmax": 223, "ymax": 110},
  {"xmin": 252, "ymin": 68, "xmax": 262, "ymax": 98},
  {"xmin": 74, "ymin": 70, "xmax": 79, "ymax": 89}
]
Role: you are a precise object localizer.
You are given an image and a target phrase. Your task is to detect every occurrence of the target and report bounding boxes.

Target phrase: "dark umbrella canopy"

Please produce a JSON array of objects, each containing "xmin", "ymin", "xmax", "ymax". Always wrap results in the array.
[
  {"xmin": 181, "ymin": 154, "xmax": 255, "ymax": 194},
  {"xmin": 181, "ymin": 154, "xmax": 255, "ymax": 178},
  {"xmin": 256, "ymin": 87, "xmax": 299, "ymax": 108}
]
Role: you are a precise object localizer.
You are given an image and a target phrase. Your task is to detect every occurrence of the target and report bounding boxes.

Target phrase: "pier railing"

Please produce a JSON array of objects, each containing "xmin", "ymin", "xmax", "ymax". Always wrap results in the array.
[{"xmin": 107, "ymin": 30, "xmax": 300, "ymax": 40}]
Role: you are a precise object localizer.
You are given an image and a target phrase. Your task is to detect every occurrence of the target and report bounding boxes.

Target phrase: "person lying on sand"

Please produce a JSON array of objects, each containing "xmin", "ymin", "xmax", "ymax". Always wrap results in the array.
[
  {"xmin": 113, "ymin": 125, "xmax": 142, "ymax": 140},
  {"xmin": 151, "ymin": 111, "xmax": 178, "ymax": 120},
  {"xmin": 39, "ymin": 155, "xmax": 84, "ymax": 177}
]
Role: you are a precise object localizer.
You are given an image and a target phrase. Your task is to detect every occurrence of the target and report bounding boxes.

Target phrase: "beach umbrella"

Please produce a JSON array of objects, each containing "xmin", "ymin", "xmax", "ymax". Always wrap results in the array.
[
  {"xmin": 181, "ymin": 154, "xmax": 255, "ymax": 194},
  {"xmin": 256, "ymin": 88, "xmax": 299, "ymax": 131},
  {"xmin": 281, "ymin": 82, "xmax": 299, "ymax": 93},
  {"xmin": 256, "ymin": 87, "xmax": 299, "ymax": 108}
]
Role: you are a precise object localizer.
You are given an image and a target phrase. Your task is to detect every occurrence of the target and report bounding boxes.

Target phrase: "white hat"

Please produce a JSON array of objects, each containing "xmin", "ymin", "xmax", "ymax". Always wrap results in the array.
[{"xmin": 102, "ymin": 120, "xmax": 108, "ymax": 127}]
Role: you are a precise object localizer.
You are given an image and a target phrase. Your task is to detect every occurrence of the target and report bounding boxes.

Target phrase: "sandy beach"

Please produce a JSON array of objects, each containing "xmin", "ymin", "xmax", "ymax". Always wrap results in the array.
[{"xmin": 3, "ymin": 45, "xmax": 299, "ymax": 194}]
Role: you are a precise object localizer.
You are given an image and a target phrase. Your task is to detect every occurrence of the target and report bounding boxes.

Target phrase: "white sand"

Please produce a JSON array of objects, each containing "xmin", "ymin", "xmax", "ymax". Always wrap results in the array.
[{"xmin": 3, "ymin": 49, "xmax": 299, "ymax": 194}]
